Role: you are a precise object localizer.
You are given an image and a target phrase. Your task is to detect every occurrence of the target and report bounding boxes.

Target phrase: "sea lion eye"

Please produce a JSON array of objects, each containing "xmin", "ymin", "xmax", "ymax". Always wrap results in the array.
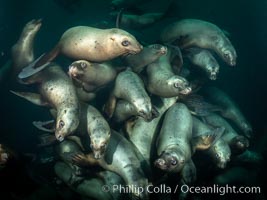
[
  {"xmin": 80, "ymin": 62, "xmax": 87, "ymax": 69},
  {"xmin": 170, "ymin": 159, "xmax": 177, "ymax": 166},
  {"xmin": 100, "ymin": 143, "xmax": 106, "ymax": 149},
  {"xmin": 121, "ymin": 40, "xmax": 130, "ymax": 46},
  {"xmin": 59, "ymin": 120, "xmax": 65, "ymax": 129},
  {"xmin": 216, "ymin": 153, "xmax": 220, "ymax": 158}
]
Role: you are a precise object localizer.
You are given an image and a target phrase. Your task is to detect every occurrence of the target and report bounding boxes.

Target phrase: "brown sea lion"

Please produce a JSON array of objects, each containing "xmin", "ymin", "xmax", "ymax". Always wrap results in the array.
[
  {"xmin": 19, "ymin": 26, "xmax": 143, "ymax": 79},
  {"xmin": 104, "ymin": 68, "xmax": 155, "ymax": 121},
  {"xmin": 68, "ymin": 60, "xmax": 117, "ymax": 92},
  {"xmin": 11, "ymin": 19, "xmax": 42, "ymax": 79},
  {"xmin": 124, "ymin": 44, "xmax": 167, "ymax": 73},
  {"xmin": 160, "ymin": 19, "xmax": 237, "ymax": 66},
  {"xmin": 11, "ymin": 64, "xmax": 80, "ymax": 142}
]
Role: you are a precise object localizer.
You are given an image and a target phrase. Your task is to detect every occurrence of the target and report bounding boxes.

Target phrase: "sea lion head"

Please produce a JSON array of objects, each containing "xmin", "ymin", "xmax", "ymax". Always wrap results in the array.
[
  {"xmin": 167, "ymin": 76, "xmax": 192, "ymax": 95},
  {"xmin": 154, "ymin": 148, "xmax": 186, "ymax": 173},
  {"xmin": 206, "ymin": 59, "xmax": 220, "ymax": 80},
  {"xmin": 221, "ymin": 46, "xmax": 237, "ymax": 66},
  {"xmin": 149, "ymin": 44, "xmax": 168, "ymax": 56},
  {"xmin": 89, "ymin": 127, "xmax": 111, "ymax": 159},
  {"xmin": 240, "ymin": 122, "xmax": 252, "ymax": 138},
  {"xmin": 230, "ymin": 136, "xmax": 249, "ymax": 154},
  {"xmin": 110, "ymin": 28, "xmax": 143, "ymax": 56},
  {"xmin": 132, "ymin": 98, "xmax": 153, "ymax": 121},
  {"xmin": 0, "ymin": 144, "xmax": 9, "ymax": 166},
  {"xmin": 55, "ymin": 108, "xmax": 80, "ymax": 142},
  {"xmin": 68, "ymin": 60, "xmax": 91, "ymax": 83},
  {"xmin": 212, "ymin": 141, "xmax": 231, "ymax": 169}
]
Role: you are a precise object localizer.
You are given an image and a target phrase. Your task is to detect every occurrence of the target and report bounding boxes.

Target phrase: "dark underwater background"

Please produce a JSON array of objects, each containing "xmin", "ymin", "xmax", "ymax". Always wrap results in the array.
[{"xmin": 0, "ymin": 0, "xmax": 266, "ymax": 199}]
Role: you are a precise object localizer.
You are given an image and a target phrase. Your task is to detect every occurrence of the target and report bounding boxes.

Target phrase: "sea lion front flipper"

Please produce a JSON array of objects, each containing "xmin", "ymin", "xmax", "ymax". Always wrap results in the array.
[
  {"xmin": 18, "ymin": 54, "xmax": 51, "ymax": 79},
  {"xmin": 181, "ymin": 94, "xmax": 222, "ymax": 116},
  {"xmin": 103, "ymin": 94, "xmax": 117, "ymax": 119},
  {"xmin": 192, "ymin": 127, "xmax": 225, "ymax": 150},
  {"xmin": 10, "ymin": 90, "xmax": 48, "ymax": 106},
  {"xmin": 33, "ymin": 120, "xmax": 55, "ymax": 132},
  {"xmin": 71, "ymin": 153, "xmax": 98, "ymax": 167}
]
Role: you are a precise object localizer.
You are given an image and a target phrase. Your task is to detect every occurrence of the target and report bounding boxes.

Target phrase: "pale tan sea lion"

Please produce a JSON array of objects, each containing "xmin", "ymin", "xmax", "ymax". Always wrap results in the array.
[
  {"xmin": 19, "ymin": 26, "xmax": 143, "ymax": 79},
  {"xmin": 68, "ymin": 60, "xmax": 117, "ymax": 92},
  {"xmin": 160, "ymin": 19, "xmax": 237, "ymax": 66}
]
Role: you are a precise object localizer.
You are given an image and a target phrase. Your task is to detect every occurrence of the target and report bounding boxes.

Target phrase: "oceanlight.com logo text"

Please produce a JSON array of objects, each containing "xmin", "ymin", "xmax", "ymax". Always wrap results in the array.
[
  {"xmin": 179, "ymin": 184, "xmax": 261, "ymax": 195},
  {"xmin": 101, "ymin": 184, "xmax": 261, "ymax": 196}
]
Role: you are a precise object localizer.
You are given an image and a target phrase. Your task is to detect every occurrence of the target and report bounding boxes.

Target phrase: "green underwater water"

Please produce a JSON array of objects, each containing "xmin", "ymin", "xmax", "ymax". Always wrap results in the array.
[{"xmin": 0, "ymin": 0, "xmax": 266, "ymax": 199}]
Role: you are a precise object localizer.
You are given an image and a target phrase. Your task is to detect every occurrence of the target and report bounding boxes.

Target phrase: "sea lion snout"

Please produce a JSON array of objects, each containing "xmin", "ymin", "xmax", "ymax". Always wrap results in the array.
[{"xmin": 222, "ymin": 50, "xmax": 237, "ymax": 66}]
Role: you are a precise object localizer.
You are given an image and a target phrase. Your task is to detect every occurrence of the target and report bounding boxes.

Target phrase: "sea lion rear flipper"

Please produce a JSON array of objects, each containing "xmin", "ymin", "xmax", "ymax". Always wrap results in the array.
[
  {"xmin": 37, "ymin": 134, "xmax": 58, "ymax": 147},
  {"xmin": 165, "ymin": 44, "xmax": 183, "ymax": 72},
  {"xmin": 192, "ymin": 127, "xmax": 225, "ymax": 150},
  {"xmin": 103, "ymin": 94, "xmax": 117, "ymax": 119},
  {"xmin": 181, "ymin": 94, "xmax": 222, "ymax": 116},
  {"xmin": 32, "ymin": 120, "xmax": 55, "ymax": 132},
  {"xmin": 18, "ymin": 54, "xmax": 51, "ymax": 79},
  {"xmin": 10, "ymin": 90, "xmax": 48, "ymax": 106}
]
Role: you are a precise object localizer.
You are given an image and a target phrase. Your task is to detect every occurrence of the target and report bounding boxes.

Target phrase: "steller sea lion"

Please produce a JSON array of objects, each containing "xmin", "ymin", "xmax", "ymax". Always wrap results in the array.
[
  {"xmin": 112, "ymin": 99, "xmax": 159, "ymax": 123},
  {"xmin": 112, "ymin": 11, "xmax": 164, "ymax": 29},
  {"xmin": 11, "ymin": 19, "xmax": 42, "ymax": 80},
  {"xmin": 202, "ymin": 87, "xmax": 252, "ymax": 138},
  {"xmin": 70, "ymin": 130, "xmax": 149, "ymax": 199},
  {"xmin": 146, "ymin": 48, "xmax": 191, "ymax": 97},
  {"xmin": 19, "ymin": 26, "xmax": 143, "ymax": 79},
  {"xmin": 160, "ymin": 19, "xmax": 237, "ymax": 66},
  {"xmin": 125, "ymin": 97, "xmax": 178, "ymax": 165},
  {"xmin": 124, "ymin": 44, "xmax": 167, "ymax": 73},
  {"xmin": 104, "ymin": 68, "xmax": 155, "ymax": 121},
  {"xmin": 185, "ymin": 47, "xmax": 220, "ymax": 80},
  {"xmin": 68, "ymin": 60, "xmax": 117, "ymax": 92},
  {"xmin": 37, "ymin": 102, "xmax": 111, "ymax": 159},
  {"xmin": 155, "ymin": 103, "xmax": 192, "ymax": 173},
  {"xmin": 11, "ymin": 64, "xmax": 80, "ymax": 142},
  {"xmin": 203, "ymin": 113, "xmax": 249, "ymax": 155},
  {"xmin": 207, "ymin": 138, "xmax": 231, "ymax": 169}
]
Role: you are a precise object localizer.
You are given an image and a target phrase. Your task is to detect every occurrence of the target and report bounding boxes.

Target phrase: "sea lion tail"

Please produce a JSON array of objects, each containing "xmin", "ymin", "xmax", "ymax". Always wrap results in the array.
[{"xmin": 18, "ymin": 44, "xmax": 60, "ymax": 79}]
